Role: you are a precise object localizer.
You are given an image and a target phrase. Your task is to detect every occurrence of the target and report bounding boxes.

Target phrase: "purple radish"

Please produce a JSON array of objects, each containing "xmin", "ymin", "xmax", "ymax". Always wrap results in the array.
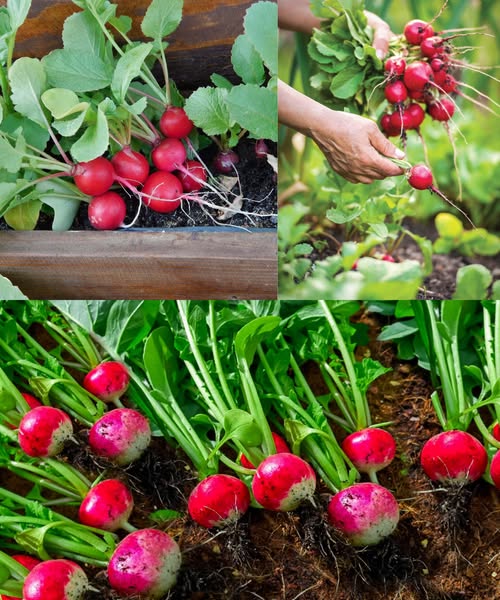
[
  {"xmin": 88, "ymin": 408, "xmax": 151, "ymax": 466},
  {"xmin": 18, "ymin": 406, "xmax": 73, "ymax": 458},
  {"xmin": 327, "ymin": 482, "xmax": 400, "ymax": 546},
  {"xmin": 79, "ymin": 479, "xmax": 134, "ymax": 532},
  {"xmin": 23, "ymin": 559, "xmax": 88, "ymax": 600},
  {"xmin": 188, "ymin": 474, "xmax": 250, "ymax": 528},
  {"xmin": 83, "ymin": 361, "xmax": 130, "ymax": 403},
  {"xmin": 213, "ymin": 149, "xmax": 239, "ymax": 174},
  {"xmin": 107, "ymin": 529, "xmax": 181, "ymax": 598},
  {"xmin": 420, "ymin": 430, "xmax": 488, "ymax": 483},
  {"xmin": 251, "ymin": 453, "xmax": 316, "ymax": 511},
  {"xmin": 341, "ymin": 428, "xmax": 396, "ymax": 479}
]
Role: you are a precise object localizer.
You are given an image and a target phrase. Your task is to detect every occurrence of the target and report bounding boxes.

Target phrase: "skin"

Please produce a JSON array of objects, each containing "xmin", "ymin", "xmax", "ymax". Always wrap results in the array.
[
  {"xmin": 341, "ymin": 428, "xmax": 396, "ymax": 475},
  {"xmin": 83, "ymin": 361, "xmax": 130, "ymax": 402},
  {"xmin": 79, "ymin": 479, "xmax": 134, "ymax": 532},
  {"xmin": 18, "ymin": 407, "xmax": 73, "ymax": 458},
  {"xmin": 278, "ymin": 0, "xmax": 405, "ymax": 184},
  {"xmin": 23, "ymin": 560, "xmax": 88, "ymax": 600}
]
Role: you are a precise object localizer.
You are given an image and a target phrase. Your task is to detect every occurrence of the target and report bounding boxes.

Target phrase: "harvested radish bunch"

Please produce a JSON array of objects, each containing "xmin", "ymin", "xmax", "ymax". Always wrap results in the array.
[
  {"xmin": 490, "ymin": 450, "xmax": 500, "ymax": 489},
  {"xmin": 1, "ymin": 555, "xmax": 41, "ymax": 600},
  {"xmin": 107, "ymin": 529, "xmax": 181, "ymax": 598},
  {"xmin": 23, "ymin": 559, "xmax": 88, "ymax": 600},
  {"xmin": 188, "ymin": 474, "xmax": 250, "ymax": 528},
  {"xmin": 159, "ymin": 107, "xmax": 194, "ymax": 139},
  {"xmin": 18, "ymin": 406, "xmax": 73, "ymax": 458},
  {"xmin": 240, "ymin": 431, "xmax": 290, "ymax": 469},
  {"xmin": 79, "ymin": 479, "xmax": 134, "ymax": 532},
  {"xmin": 420, "ymin": 430, "xmax": 488, "ymax": 483},
  {"xmin": 83, "ymin": 361, "xmax": 130, "ymax": 403},
  {"xmin": 88, "ymin": 408, "xmax": 151, "ymax": 466},
  {"xmin": 111, "ymin": 147, "xmax": 150, "ymax": 186},
  {"xmin": 251, "ymin": 453, "xmax": 316, "ymax": 511},
  {"xmin": 327, "ymin": 482, "xmax": 400, "ymax": 546},
  {"xmin": 141, "ymin": 171, "xmax": 183, "ymax": 213},
  {"xmin": 341, "ymin": 428, "xmax": 396, "ymax": 481},
  {"xmin": 87, "ymin": 192, "xmax": 127, "ymax": 231}
]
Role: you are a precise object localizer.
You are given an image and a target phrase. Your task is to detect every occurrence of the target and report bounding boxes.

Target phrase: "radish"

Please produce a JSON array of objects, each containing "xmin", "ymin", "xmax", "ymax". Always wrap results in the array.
[
  {"xmin": 389, "ymin": 110, "xmax": 413, "ymax": 132},
  {"xmin": 420, "ymin": 430, "xmax": 488, "ymax": 483},
  {"xmin": 83, "ymin": 361, "xmax": 130, "ymax": 403},
  {"xmin": 213, "ymin": 149, "xmax": 240, "ymax": 174},
  {"xmin": 341, "ymin": 428, "xmax": 396, "ymax": 480},
  {"xmin": 240, "ymin": 431, "xmax": 290, "ymax": 469},
  {"xmin": 405, "ymin": 103, "xmax": 425, "ymax": 129},
  {"xmin": 5, "ymin": 393, "xmax": 42, "ymax": 430},
  {"xmin": 381, "ymin": 254, "xmax": 396, "ymax": 262},
  {"xmin": 408, "ymin": 163, "xmax": 433, "ymax": 190},
  {"xmin": 18, "ymin": 406, "xmax": 73, "ymax": 458},
  {"xmin": 21, "ymin": 392, "xmax": 42, "ymax": 410},
  {"xmin": 2, "ymin": 555, "xmax": 41, "ymax": 600},
  {"xmin": 428, "ymin": 98, "xmax": 455, "ymax": 121},
  {"xmin": 403, "ymin": 61, "xmax": 433, "ymax": 91},
  {"xmin": 420, "ymin": 36, "xmax": 446, "ymax": 59},
  {"xmin": 430, "ymin": 57, "xmax": 448, "ymax": 73},
  {"xmin": 159, "ymin": 107, "xmax": 194, "ymax": 139},
  {"xmin": 404, "ymin": 19, "xmax": 434, "ymax": 45},
  {"xmin": 107, "ymin": 529, "xmax": 181, "ymax": 598},
  {"xmin": 151, "ymin": 138, "xmax": 187, "ymax": 172},
  {"xmin": 327, "ymin": 482, "xmax": 399, "ymax": 546},
  {"xmin": 493, "ymin": 423, "xmax": 500, "ymax": 441},
  {"xmin": 384, "ymin": 80, "xmax": 408, "ymax": 104},
  {"xmin": 88, "ymin": 192, "xmax": 127, "ymax": 230},
  {"xmin": 177, "ymin": 159, "xmax": 207, "ymax": 193},
  {"xmin": 23, "ymin": 559, "xmax": 88, "ymax": 600},
  {"xmin": 111, "ymin": 147, "xmax": 150, "ymax": 186},
  {"xmin": 187, "ymin": 474, "xmax": 251, "ymax": 528},
  {"xmin": 254, "ymin": 139, "xmax": 269, "ymax": 159},
  {"xmin": 251, "ymin": 453, "xmax": 316, "ymax": 511},
  {"xmin": 73, "ymin": 157, "xmax": 115, "ymax": 196},
  {"xmin": 79, "ymin": 479, "xmax": 134, "ymax": 532},
  {"xmin": 88, "ymin": 408, "xmax": 151, "ymax": 466},
  {"xmin": 141, "ymin": 171, "xmax": 182, "ymax": 213},
  {"xmin": 490, "ymin": 450, "xmax": 500, "ymax": 489},
  {"xmin": 384, "ymin": 56, "xmax": 406, "ymax": 77},
  {"xmin": 380, "ymin": 113, "xmax": 400, "ymax": 137}
]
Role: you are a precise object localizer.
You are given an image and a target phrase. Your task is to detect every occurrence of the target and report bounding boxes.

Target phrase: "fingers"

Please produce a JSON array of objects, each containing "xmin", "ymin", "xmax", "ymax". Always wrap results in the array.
[{"xmin": 365, "ymin": 11, "xmax": 394, "ymax": 59}]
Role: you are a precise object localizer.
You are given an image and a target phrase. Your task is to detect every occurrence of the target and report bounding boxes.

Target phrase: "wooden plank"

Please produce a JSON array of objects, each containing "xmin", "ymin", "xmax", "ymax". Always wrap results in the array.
[{"xmin": 0, "ymin": 230, "xmax": 277, "ymax": 299}]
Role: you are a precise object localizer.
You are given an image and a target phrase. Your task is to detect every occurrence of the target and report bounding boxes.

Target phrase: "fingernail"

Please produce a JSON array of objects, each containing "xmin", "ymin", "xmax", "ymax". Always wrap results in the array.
[{"xmin": 395, "ymin": 149, "xmax": 406, "ymax": 159}]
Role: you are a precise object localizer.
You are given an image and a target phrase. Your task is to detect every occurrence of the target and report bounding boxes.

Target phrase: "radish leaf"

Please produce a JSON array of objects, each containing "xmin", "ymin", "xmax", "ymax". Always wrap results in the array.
[
  {"xmin": 43, "ymin": 50, "xmax": 113, "ymax": 92},
  {"xmin": 231, "ymin": 34, "xmax": 265, "ymax": 85},
  {"xmin": 8, "ymin": 57, "xmax": 48, "ymax": 128},
  {"xmin": 184, "ymin": 87, "xmax": 232, "ymax": 136},
  {"xmin": 227, "ymin": 84, "xmax": 277, "ymax": 141},
  {"xmin": 243, "ymin": 1, "xmax": 277, "ymax": 76},
  {"xmin": 111, "ymin": 43, "xmax": 153, "ymax": 104},
  {"xmin": 141, "ymin": 0, "xmax": 183, "ymax": 42}
]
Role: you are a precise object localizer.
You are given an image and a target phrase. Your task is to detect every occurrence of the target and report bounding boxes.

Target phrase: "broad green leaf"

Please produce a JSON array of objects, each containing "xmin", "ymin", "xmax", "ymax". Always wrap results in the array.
[
  {"xmin": 3, "ymin": 199, "xmax": 41, "ymax": 230},
  {"xmin": 43, "ymin": 49, "xmax": 113, "ymax": 92},
  {"xmin": 51, "ymin": 300, "xmax": 115, "ymax": 336},
  {"xmin": 231, "ymin": 34, "xmax": 264, "ymax": 85},
  {"xmin": 223, "ymin": 409, "xmax": 262, "ymax": 446},
  {"xmin": 111, "ymin": 43, "xmax": 153, "ymax": 104},
  {"xmin": 108, "ymin": 14, "xmax": 132, "ymax": 36},
  {"xmin": 41, "ymin": 88, "xmax": 89, "ymax": 119},
  {"xmin": 0, "ymin": 113, "xmax": 49, "ymax": 150},
  {"xmin": 453, "ymin": 265, "xmax": 492, "ymax": 300},
  {"xmin": 70, "ymin": 106, "xmax": 109, "ymax": 163},
  {"xmin": 104, "ymin": 300, "xmax": 161, "ymax": 354},
  {"xmin": 35, "ymin": 179, "xmax": 81, "ymax": 231},
  {"xmin": 227, "ymin": 84, "xmax": 277, "ymax": 141},
  {"xmin": 6, "ymin": 0, "xmax": 31, "ymax": 30},
  {"xmin": 184, "ymin": 87, "xmax": 232, "ymax": 136},
  {"xmin": 0, "ymin": 136, "xmax": 22, "ymax": 173},
  {"xmin": 62, "ymin": 10, "xmax": 106, "ymax": 58},
  {"xmin": 243, "ymin": 1, "xmax": 277, "ymax": 76},
  {"xmin": 330, "ymin": 68, "xmax": 365, "ymax": 99},
  {"xmin": 0, "ymin": 275, "xmax": 28, "ymax": 300},
  {"xmin": 141, "ymin": 0, "xmax": 183, "ymax": 41},
  {"xmin": 377, "ymin": 319, "xmax": 419, "ymax": 341},
  {"xmin": 8, "ymin": 57, "xmax": 48, "ymax": 128},
  {"xmin": 143, "ymin": 326, "xmax": 177, "ymax": 398},
  {"xmin": 234, "ymin": 315, "xmax": 281, "ymax": 365},
  {"xmin": 53, "ymin": 110, "xmax": 88, "ymax": 137},
  {"xmin": 210, "ymin": 74, "xmax": 233, "ymax": 89},
  {"xmin": 435, "ymin": 212, "xmax": 463, "ymax": 239}
]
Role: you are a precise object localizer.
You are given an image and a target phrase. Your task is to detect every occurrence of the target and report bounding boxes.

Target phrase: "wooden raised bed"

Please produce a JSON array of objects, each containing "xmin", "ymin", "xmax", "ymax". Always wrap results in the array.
[{"xmin": 0, "ymin": 0, "xmax": 277, "ymax": 299}]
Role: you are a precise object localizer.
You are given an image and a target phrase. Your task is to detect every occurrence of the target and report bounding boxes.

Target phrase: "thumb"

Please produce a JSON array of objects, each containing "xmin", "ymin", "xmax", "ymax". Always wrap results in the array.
[
  {"xmin": 371, "ymin": 129, "xmax": 406, "ymax": 159},
  {"xmin": 373, "ymin": 26, "xmax": 392, "ymax": 59}
]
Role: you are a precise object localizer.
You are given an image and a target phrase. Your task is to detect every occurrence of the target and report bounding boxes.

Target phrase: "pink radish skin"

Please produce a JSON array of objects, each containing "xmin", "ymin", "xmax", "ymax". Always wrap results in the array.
[
  {"xmin": 490, "ymin": 450, "xmax": 500, "ymax": 489},
  {"xmin": 21, "ymin": 393, "xmax": 42, "ymax": 410},
  {"xmin": 111, "ymin": 147, "xmax": 150, "ymax": 186},
  {"xmin": 18, "ymin": 406, "xmax": 73, "ymax": 458},
  {"xmin": 141, "ymin": 171, "xmax": 183, "ymax": 213},
  {"xmin": 83, "ymin": 361, "xmax": 130, "ymax": 403},
  {"xmin": 328, "ymin": 482, "xmax": 400, "ymax": 546},
  {"xmin": 240, "ymin": 432, "xmax": 290, "ymax": 469},
  {"xmin": 88, "ymin": 408, "xmax": 151, "ymax": 466},
  {"xmin": 73, "ymin": 157, "xmax": 115, "ymax": 196},
  {"xmin": 492, "ymin": 423, "xmax": 500, "ymax": 441},
  {"xmin": 213, "ymin": 150, "xmax": 240, "ymax": 174},
  {"xmin": 403, "ymin": 61, "xmax": 433, "ymax": 92},
  {"xmin": 23, "ymin": 559, "xmax": 88, "ymax": 600},
  {"xmin": 341, "ymin": 428, "xmax": 396, "ymax": 477},
  {"xmin": 428, "ymin": 98, "xmax": 455, "ymax": 121},
  {"xmin": 159, "ymin": 107, "xmax": 194, "ymax": 139},
  {"xmin": 251, "ymin": 453, "xmax": 316, "ymax": 511},
  {"xmin": 151, "ymin": 138, "xmax": 187, "ymax": 172},
  {"xmin": 5, "ymin": 393, "xmax": 42, "ymax": 430},
  {"xmin": 384, "ymin": 56, "xmax": 406, "ymax": 77},
  {"xmin": 188, "ymin": 474, "xmax": 250, "ymax": 528},
  {"xmin": 403, "ymin": 19, "xmax": 434, "ymax": 45},
  {"xmin": 2, "ymin": 555, "xmax": 41, "ymax": 600},
  {"xmin": 79, "ymin": 479, "xmax": 134, "ymax": 532},
  {"xmin": 408, "ymin": 164, "xmax": 433, "ymax": 190},
  {"xmin": 88, "ymin": 192, "xmax": 127, "ymax": 231},
  {"xmin": 177, "ymin": 160, "xmax": 207, "ymax": 193},
  {"xmin": 107, "ymin": 529, "xmax": 181, "ymax": 598},
  {"xmin": 420, "ymin": 430, "xmax": 488, "ymax": 483},
  {"xmin": 384, "ymin": 80, "xmax": 408, "ymax": 104}
]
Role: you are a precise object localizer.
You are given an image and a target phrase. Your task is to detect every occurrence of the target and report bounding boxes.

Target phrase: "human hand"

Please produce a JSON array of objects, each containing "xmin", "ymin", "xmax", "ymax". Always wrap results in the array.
[{"xmin": 365, "ymin": 11, "xmax": 394, "ymax": 59}]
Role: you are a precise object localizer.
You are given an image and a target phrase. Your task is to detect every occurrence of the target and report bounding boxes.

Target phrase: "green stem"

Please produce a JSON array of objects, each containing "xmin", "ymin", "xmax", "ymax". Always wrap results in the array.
[{"xmin": 208, "ymin": 301, "xmax": 236, "ymax": 410}]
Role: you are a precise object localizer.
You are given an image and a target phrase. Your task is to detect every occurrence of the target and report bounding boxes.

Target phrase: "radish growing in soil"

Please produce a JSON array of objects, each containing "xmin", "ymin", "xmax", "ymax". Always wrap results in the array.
[
  {"xmin": 88, "ymin": 408, "xmax": 151, "ymax": 466},
  {"xmin": 341, "ymin": 428, "xmax": 396, "ymax": 482},
  {"xmin": 240, "ymin": 432, "xmax": 290, "ymax": 469},
  {"xmin": 87, "ymin": 192, "xmax": 127, "ymax": 230},
  {"xmin": 1, "ymin": 555, "xmax": 41, "ymax": 600},
  {"xmin": 107, "ymin": 529, "xmax": 181, "ymax": 598},
  {"xmin": 141, "ymin": 171, "xmax": 183, "ymax": 213},
  {"xmin": 72, "ymin": 157, "xmax": 116, "ymax": 196},
  {"xmin": 151, "ymin": 138, "xmax": 187, "ymax": 172},
  {"xmin": 83, "ymin": 361, "xmax": 130, "ymax": 403},
  {"xmin": 18, "ymin": 406, "xmax": 73, "ymax": 458},
  {"xmin": 188, "ymin": 474, "xmax": 251, "ymax": 528},
  {"xmin": 420, "ymin": 430, "xmax": 488, "ymax": 483},
  {"xmin": 493, "ymin": 423, "xmax": 500, "ymax": 441},
  {"xmin": 177, "ymin": 160, "xmax": 207, "ymax": 193},
  {"xmin": 111, "ymin": 147, "xmax": 150, "ymax": 186},
  {"xmin": 327, "ymin": 482, "xmax": 400, "ymax": 546},
  {"xmin": 490, "ymin": 450, "xmax": 500, "ymax": 489},
  {"xmin": 213, "ymin": 149, "xmax": 240, "ymax": 174},
  {"xmin": 79, "ymin": 479, "xmax": 134, "ymax": 532},
  {"xmin": 251, "ymin": 453, "xmax": 316, "ymax": 511},
  {"xmin": 23, "ymin": 559, "xmax": 88, "ymax": 600},
  {"xmin": 159, "ymin": 107, "xmax": 194, "ymax": 139}
]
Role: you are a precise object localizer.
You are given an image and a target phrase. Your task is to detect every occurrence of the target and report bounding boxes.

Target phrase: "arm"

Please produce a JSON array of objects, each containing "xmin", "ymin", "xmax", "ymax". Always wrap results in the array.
[{"xmin": 278, "ymin": 80, "xmax": 405, "ymax": 184}]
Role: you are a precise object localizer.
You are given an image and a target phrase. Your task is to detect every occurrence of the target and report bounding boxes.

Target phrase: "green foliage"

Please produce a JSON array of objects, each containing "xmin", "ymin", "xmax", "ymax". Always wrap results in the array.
[{"xmin": 434, "ymin": 213, "xmax": 500, "ymax": 257}]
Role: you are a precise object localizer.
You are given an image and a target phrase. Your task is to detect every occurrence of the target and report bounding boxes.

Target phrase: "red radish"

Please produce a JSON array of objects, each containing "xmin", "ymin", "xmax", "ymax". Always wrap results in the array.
[
  {"xmin": 21, "ymin": 392, "xmax": 42, "ymax": 409},
  {"xmin": 381, "ymin": 254, "xmax": 396, "ymax": 263},
  {"xmin": 439, "ymin": 74, "xmax": 457, "ymax": 94},
  {"xmin": 23, "ymin": 559, "xmax": 88, "ymax": 600},
  {"xmin": 251, "ymin": 453, "xmax": 316, "ymax": 511},
  {"xmin": 384, "ymin": 80, "xmax": 408, "ymax": 104},
  {"xmin": 187, "ymin": 474, "xmax": 250, "ymax": 528},
  {"xmin": 408, "ymin": 164, "xmax": 433, "ymax": 190},
  {"xmin": 240, "ymin": 432, "xmax": 290, "ymax": 469},
  {"xmin": 327, "ymin": 482, "xmax": 399, "ymax": 546},
  {"xmin": 420, "ymin": 430, "xmax": 488, "ymax": 483},
  {"xmin": 408, "ymin": 88, "xmax": 430, "ymax": 102},
  {"xmin": 428, "ymin": 98, "xmax": 455, "ymax": 121},
  {"xmin": 420, "ymin": 36, "xmax": 445, "ymax": 59},
  {"xmin": 213, "ymin": 149, "xmax": 240, "ymax": 174},
  {"xmin": 405, "ymin": 103, "xmax": 425, "ymax": 129},
  {"xmin": 380, "ymin": 113, "xmax": 400, "ymax": 137},
  {"xmin": 159, "ymin": 107, "xmax": 194, "ymax": 139},
  {"xmin": 141, "ymin": 171, "xmax": 183, "ymax": 213},
  {"xmin": 255, "ymin": 139, "xmax": 269, "ymax": 159},
  {"xmin": 79, "ymin": 479, "xmax": 134, "ymax": 532},
  {"xmin": 73, "ymin": 157, "xmax": 115, "ymax": 196},
  {"xmin": 107, "ymin": 529, "xmax": 181, "ymax": 598},
  {"xmin": 18, "ymin": 406, "xmax": 73, "ymax": 458},
  {"xmin": 430, "ymin": 57, "xmax": 448, "ymax": 73},
  {"xmin": 403, "ymin": 61, "xmax": 433, "ymax": 91},
  {"xmin": 88, "ymin": 192, "xmax": 126, "ymax": 230},
  {"xmin": 490, "ymin": 450, "xmax": 500, "ymax": 489},
  {"xmin": 341, "ymin": 428, "xmax": 396, "ymax": 479},
  {"xmin": 151, "ymin": 138, "xmax": 187, "ymax": 172},
  {"xmin": 404, "ymin": 19, "xmax": 434, "ymax": 45},
  {"xmin": 493, "ymin": 423, "xmax": 500, "ymax": 441},
  {"xmin": 88, "ymin": 408, "xmax": 151, "ymax": 466},
  {"xmin": 5, "ymin": 393, "xmax": 42, "ymax": 430},
  {"xmin": 111, "ymin": 147, "xmax": 150, "ymax": 186},
  {"xmin": 390, "ymin": 110, "xmax": 413, "ymax": 132},
  {"xmin": 177, "ymin": 159, "xmax": 207, "ymax": 193},
  {"xmin": 2, "ymin": 555, "xmax": 41, "ymax": 600},
  {"xmin": 384, "ymin": 56, "xmax": 406, "ymax": 77},
  {"xmin": 83, "ymin": 361, "xmax": 130, "ymax": 403}
]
